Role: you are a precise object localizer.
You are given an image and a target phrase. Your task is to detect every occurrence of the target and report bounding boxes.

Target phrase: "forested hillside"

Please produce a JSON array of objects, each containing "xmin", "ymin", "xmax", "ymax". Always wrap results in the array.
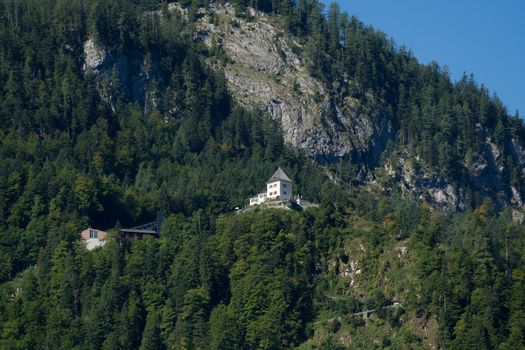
[{"xmin": 1, "ymin": 0, "xmax": 525, "ymax": 349}]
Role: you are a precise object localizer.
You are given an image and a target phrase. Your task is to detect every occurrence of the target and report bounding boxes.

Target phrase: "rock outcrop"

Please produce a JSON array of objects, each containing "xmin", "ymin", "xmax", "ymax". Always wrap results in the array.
[
  {"xmin": 83, "ymin": 38, "xmax": 155, "ymax": 110},
  {"xmin": 383, "ymin": 151, "xmax": 465, "ymax": 210},
  {"xmin": 383, "ymin": 131, "xmax": 525, "ymax": 209},
  {"xmin": 191, "ymin": 4, "xmax": 393, "ymax": 168}
]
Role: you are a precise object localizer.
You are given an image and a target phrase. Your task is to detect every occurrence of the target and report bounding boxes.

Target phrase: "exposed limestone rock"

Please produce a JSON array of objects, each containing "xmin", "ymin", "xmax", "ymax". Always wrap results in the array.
[
  {"xmin": 467, "ymin": 135, "xmax": 525, "ymax": 207},
  {"xmin": 511, "ymin": 209, "xmax": 524, "ymax": 224},
  {"xmin": 383, "ymin": 129, "xmax": 525, "ymax": 209},
  {"xmin": 511, "ymin": 187, "xmax": 523, "ymax": 206},
  {"xmin": 328, "ymin": 249, "xmax": 361, "ymax": 288},
  {"xmin": 486, "ymin": 138, "xmax": 501, "ymax": 161},
  {"xmin": 511, "ymin": 138, "xmax": 525, "ymax": 165},
  {"xmin": 83, "ymin": 37, "xmax": 155, "ymax": 111},
  {"xmin": 397, "ymin": 246, "xmax": 408, "ymax": 257},
  {"xmin": 83, "ymin": 39, "xmax": 106, "ymax": 73},
  {"xmin": 427, "ymin": 185, "xmax": 458, "ymax": 207},
  {"xmin": 383, "ymin": 151, "xmax": 464, "ymax": 210},
  {"xmin": 190, "ymin": 3, "xmax": 392, "ymax": 166}
]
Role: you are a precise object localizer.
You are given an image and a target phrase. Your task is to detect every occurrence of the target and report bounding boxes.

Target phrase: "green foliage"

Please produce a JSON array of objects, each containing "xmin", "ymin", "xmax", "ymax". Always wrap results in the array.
[
  {"xmin": 1, "ymin": 1, "xmax": 525, "ymax": 349},
  {"xmin": 0, "ymin": 0, "xmax": 331, "ymax": 283},
  {"xmin": 1, "ymin": 190, "xmax": 525, "ymax": 349}
]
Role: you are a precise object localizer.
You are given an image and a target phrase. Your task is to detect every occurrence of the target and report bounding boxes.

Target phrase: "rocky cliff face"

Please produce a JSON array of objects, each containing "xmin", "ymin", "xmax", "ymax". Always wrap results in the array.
[
  {"xmin": 83, "ymin": 38, "xmax": 155, "ymax": 111},
  {"xmin": 189, "ymin": 4, "xmax": 393, "ymax": 169},
  {"xmin": 383, "ymin": 151, "xmax": 465, "ymax": 210},
  {"xmin": 382, "ymin": 131, "xmax": 525, "ymax": 210}
]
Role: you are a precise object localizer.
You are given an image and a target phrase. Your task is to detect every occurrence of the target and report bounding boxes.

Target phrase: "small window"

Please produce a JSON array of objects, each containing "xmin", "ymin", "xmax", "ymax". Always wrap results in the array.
[
  {"xmin": 284, "ymin": 191, "xmax": 287, "ymax": 195},
  {"xmin": 89, "ymin": 229, "xmax": 98, "ymax": 239},
  {"xmin": 283, "ymin": 184, "xmax": 287, "ymax": 188}
]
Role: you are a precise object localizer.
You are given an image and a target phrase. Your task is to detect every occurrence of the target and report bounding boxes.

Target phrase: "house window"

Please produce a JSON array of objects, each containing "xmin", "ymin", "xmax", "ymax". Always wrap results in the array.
[
  {"xmin": 284, "ymin": 191, "xmax": 287, "ymax": 195},
  {"xmin": 89, "ymin": 229, "xmax": 98, "ymax": 239},
  {"xmin": 283, "ymin": 184, "xmax": 287, "ymax": 188}
]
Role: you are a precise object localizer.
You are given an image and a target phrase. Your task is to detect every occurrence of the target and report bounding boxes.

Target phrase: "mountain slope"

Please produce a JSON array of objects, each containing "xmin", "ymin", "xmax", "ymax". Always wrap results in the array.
[
  {"xmin": 83, "ymin": 2, "xmax": 525, "ymax": 210},
  {"xmin": 1, "ymin": 1, "xmax": 525, "ymax": 349},
  {"xmin": 194, "ymin": 3, "xmax": 525, "ymax": 210}
]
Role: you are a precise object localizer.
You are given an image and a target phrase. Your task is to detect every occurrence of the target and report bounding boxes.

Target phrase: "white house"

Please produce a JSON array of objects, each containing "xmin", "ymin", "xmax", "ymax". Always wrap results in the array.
[
  {"xmin": 250, "ymin": 192, "xmax": 268, "ymax": 206},
  {"xmin": 249, "ymin": 167, "xmax": 293, "ymax": 206}
]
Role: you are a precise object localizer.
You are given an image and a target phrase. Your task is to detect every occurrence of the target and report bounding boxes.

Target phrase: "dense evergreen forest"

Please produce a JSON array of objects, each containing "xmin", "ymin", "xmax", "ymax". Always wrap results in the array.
[{"xmin": 1, "ymin": 0, "xmax": 525, "ymax": 349}]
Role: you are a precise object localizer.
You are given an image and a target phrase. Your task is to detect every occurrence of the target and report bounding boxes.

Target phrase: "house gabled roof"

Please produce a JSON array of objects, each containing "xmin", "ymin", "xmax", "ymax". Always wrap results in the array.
[{"xmin": 266, "ymin": 167, "xmax": 292, "ymax": 183}]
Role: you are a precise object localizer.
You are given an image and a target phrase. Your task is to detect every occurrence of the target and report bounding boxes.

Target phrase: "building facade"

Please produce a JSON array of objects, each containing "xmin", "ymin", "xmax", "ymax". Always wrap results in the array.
[
  {"xmin": 80, "ymin": 227, "xmax": 108, "ymax": 250},
  {"xmin": 249, "ymin": 167, "xmax": 293, "ymax": 206}
]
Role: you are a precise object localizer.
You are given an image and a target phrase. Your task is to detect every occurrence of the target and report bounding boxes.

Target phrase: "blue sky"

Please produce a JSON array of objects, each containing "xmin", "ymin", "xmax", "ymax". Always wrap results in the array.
[{"xmin": 322, "ymin": 0, "xmax": 525, "ymax": 116}]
